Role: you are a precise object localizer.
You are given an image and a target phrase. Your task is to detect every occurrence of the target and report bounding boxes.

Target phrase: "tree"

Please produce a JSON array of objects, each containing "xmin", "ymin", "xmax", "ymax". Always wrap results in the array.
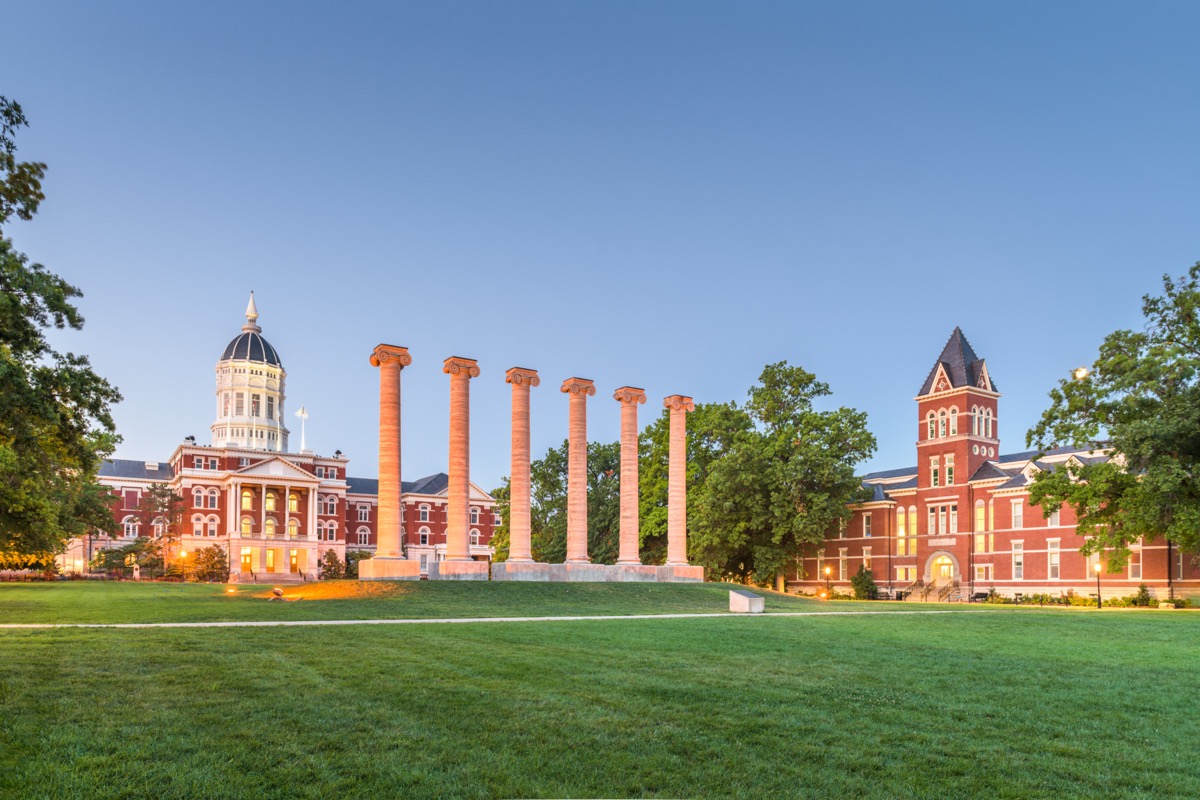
[
  {"xmin": 93, "ymin": 538, "xmax": 161, "ymax": 578},
  {"xmin": 344, "ymin": 550, "xmax": 372, "ymax": 579},
  {"xmin": 192, "ymin": 545, "xmax": 230, "ymax": 582},
  {"xmin": 527, "ymin": 440, "xmax": 623, "ymax": 564},
  {"xmin": 134, "ymin": 483, "xmax": 187, "ymax": 575},
  {"xmin": 1027, "ymin": 263, "xmax": 1200, "ymax": 565},
  {"xmin": 319, "ymin": 549, "xmax": 345, "ymax": 580},
  {"xmin": 690, "ymin": 362, "xmax": 876, "ymax": 586},
  {"xmin": 850, "ymin": 564, "xmax": 877, "ymax": 600},
  {"xmin": 0, "ymin": 96, "xmax": 122, "ymax": 555},
  {"xmin": 488, "ymin": 480, "xmax": 511, "ymax": 562}
]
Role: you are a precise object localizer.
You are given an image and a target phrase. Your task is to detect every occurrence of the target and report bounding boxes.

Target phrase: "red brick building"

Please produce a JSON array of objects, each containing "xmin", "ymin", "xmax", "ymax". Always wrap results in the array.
[
  {"xmin": 60, "ymin": 295, "xmax": 497, "ymax": 580},
  {"xmin": 791, "ymin": 328, "xmax": 1200, "ymax": 602}
]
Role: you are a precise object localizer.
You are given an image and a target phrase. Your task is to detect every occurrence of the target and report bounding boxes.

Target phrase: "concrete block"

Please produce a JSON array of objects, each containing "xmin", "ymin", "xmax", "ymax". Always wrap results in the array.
[
  {"xmin": 358, "ymin": 557, "xmax": 422, "ymax": 581},
  {"xmin": 427, "ymin": 560, "xmax": 490, "ymax": 581},
  {"xmin": 730, "ymin": 589, "xmax": 764, "ymax": 613},
  {"xmin": 491, "ymin": 562, "xmax": 553, "ymax": 582}
]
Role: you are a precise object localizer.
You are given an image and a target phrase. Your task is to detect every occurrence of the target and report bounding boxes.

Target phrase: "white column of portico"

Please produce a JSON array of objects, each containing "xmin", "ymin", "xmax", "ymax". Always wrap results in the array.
[
  {"xmin": 664, "ymin": 395, "xmax": 696, "ymax": 566},
  {"xmin": 614, "ymin": 386, "xmax": 647, "ymax": 565}
]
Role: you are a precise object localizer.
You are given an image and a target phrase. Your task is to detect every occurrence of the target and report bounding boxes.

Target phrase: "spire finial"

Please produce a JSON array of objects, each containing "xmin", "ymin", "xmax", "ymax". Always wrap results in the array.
[{"xmin": 242, "ymin": 291, "xmax": 262, "ymax": 333}]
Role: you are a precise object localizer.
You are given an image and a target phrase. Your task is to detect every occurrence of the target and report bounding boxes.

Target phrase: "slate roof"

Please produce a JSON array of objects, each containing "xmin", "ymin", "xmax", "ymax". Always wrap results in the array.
[
  {"xmin": 221, "ymin": 331, "xmax": 282, "ymax": 367},
  {"xmin": 346, "ymin": 472, "xmax": 451, "ymax": 497},
  {"xmin": 968, "ymin": 462, "xmax": 1011, "ymax": 482},
  {"xmin": 918, "ymin": 327, "xmax": 996, "ymax": 395},
  {"xmin": 99, "ymin": 459, "xmax": 174, "ymax": 480},
  {"xmin": 861, "ymin": 465, "xmax": 918, "ymax": 481}
]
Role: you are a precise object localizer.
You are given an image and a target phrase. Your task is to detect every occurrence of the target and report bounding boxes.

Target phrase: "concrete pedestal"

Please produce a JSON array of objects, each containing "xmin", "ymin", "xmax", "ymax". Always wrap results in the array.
[
  {"xmin": 427, "ymin": 560, "xmax": 490, "ymax": 581},
  {"xmin": 490, "ymin": 563, "xmax": 705, "ymax": 583},
  {"xmin": 358, "ymin": 557, "xmax": 422, "ymax": 581}
]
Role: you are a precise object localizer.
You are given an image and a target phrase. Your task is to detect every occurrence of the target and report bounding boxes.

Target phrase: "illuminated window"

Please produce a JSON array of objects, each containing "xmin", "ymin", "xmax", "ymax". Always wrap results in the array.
[
  {"xmin": 240, "ymin": 517, "xmax": 253, "ymax": 535},
  {"xmin": 265, "ymin": 518, "xmax": 276, "ymax": 538},
  {"xmin": 287, "ymin": 519, "xmax": 300, "ymax": 539},
  {"xmin": 975, "ymin": 564, "xmax": 993, "ymax": 582},
  {"xmin": 266, "ymin": 492, "xmax": 276, "ymax": 512},
  {"xmin": 289, "ymin": 493, "xmax": 299, "ymax": 513},
  {"xmin": 241, "ymin": 490, "xmax": 253, "ymax": 511},
  {"xmin": 974, "ymin": 501, "xmax": 985, "ymax": 533}
]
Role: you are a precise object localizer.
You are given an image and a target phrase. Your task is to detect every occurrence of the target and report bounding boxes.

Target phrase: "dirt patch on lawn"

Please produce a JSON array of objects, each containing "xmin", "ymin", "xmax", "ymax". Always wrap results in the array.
[{"xmin": 251, "ymin": 581, "xmax": 417, "ymax": 601}]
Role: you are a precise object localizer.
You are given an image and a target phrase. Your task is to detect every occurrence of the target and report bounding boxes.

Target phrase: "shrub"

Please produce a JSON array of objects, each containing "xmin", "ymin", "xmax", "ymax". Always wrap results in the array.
[
  {"xmin": 192, "ymin": 546, "xmax": 230, "ymax": 582},
  {"xmin": 850, "ymin": 565, "xmax": 877, "ymax": 600},
  {"xmin": 319, "ymin": 550, "xmax": 345, "ymax": 580},
  {"xmin": 344, "ymin": 550, "xmax": 372, "ymax": 579},
  {"xmin": 1133, "ymin": 583, "xmax": 1153, "ymax": 607}
]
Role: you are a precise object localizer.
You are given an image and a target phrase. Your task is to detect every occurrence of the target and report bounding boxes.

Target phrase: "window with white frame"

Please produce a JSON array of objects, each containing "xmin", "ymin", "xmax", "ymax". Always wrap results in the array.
[
  {"xmin": 470, "ymin": 508, "xmax": 479, "ymax": 525},
  {"xmin": 470, "ymin": 529, "xmax": 481, "ymax": 546},
  {"xmin": 419, "ymin": 528, "xmax": 430, "ymax": 546},
  {"xmin": 945, "ymin": 455, "xmax": 954, "ymax": 486},
  {"xmin": 1012, "ymin": 541, "xmax": 1024, "ymax": 580},
  {"xmin": 287, "ymin": 519, "xmax": 299, "ymax": 539},
  {"xmin": 931, "ymin": 456, "xmax": 940, "ymax": 488},
  {"xmin": 949, "ymin": 505, "xmax": 958, "ymax": 535},
  {"xmin": 207, "ymin": 517, "xmax": 219, "ymax": 537},
  {"xmin": 949, "ymin": 408, "xmax": 958, "ymax": 435},
  {"xmin": 316, "ymin": 467, "xmax": 324, "ymax": 479},
  {"xmin": 1048, "ymin": 508, "xmax": 1060, "ymax": 527},
  {"xmin": 927, "ymin": 412, "xmax": 936, "ymax": 440},
  {"xmin": 1178, "ymin": 550, "xmax": 1186, "ymax": 580},
  {"xmin": 1048, "ymin": 539, "xmax": 1060, "ymax": 579},
  {"xmin": 938, "ymin": 410, "xmax": 947, "ymax": 438},
  {"xmin": 897, "ymin": 566, "xmax": 917, "ymax": 582},
  {"xmin": 419, "ymin": 505, "xmax": 429, "ymax": 522},
  {"xmin": 494, "ymin": 513, "xmax": 502, "ymax": 526},
  {"xmin": 358, "ymin": 505, "xmax": 370, "ymax": 522},
  {"xmin": 420, "ymin": 554, "xmax": 429, "ymax": 571},
  {"xmin": 357, "ymin": 527, "xmax": 370, "ymax": 546},
  {"xmin": 327, "ymin": 468, "xmax": 337, "ymax": 480},
  {"xmin": 266, "ymin": 396, "xmax": 275, "ymax": 421},
  {"xmin": 975, "ymin": 564, "xmax": 993, "ymax": 582},
  {"xmin": 1129, "ymin": 541, "xmax": 1142, "ymax": 580},
  {"xmin": 194, "ymin": 456, "xmax": 203, "ymax": 469},
  {"xmin": 937, "ymin": 506, "xmax": 947, "ymax": 535},
  {"xmin": 971, "ymin": 405, "xmax": 980, "ymax": 435},
  {"xmin": 837, "ymin": 519, "xmax": 845, "ymax": 539},
  {"xmin": 974, "ymin": 500, "xmax": 985, "ymax": 533},
  {"xmin": 326, "ymin": 522, "xmax": 337, "ymax": 541},
  {"xmin": 193, "ymin": 488, "xmax": 204, "ymax": 507},
  {"xmin": 207, "ymin": 489, "xmax": 219, "ymax": 509},
  {"xmin": 863, "ymin": 514, "xmax": 873, "ymax": 538},
  {"xmin": 816, "ymin": 553, "xmax": 824, "ymax": 579},
  {"xmin": 122, "ymin": 516, "xmax": 139, "ymax": 538},
  {"xmin": 838, "ymin": 548, "xmax": 848, "ymax": 581},
  {"xmin": 862, "ymin": 547, "xmax": 872, "ymax": 570},
  {"xmin": 316, "ymin": 522, "xmax": 326, "ymax": 541},
  {"xmin": 192, "ymin": 515, "xmax": 204, "ymax": 536},
  {"xmin": 241, "ymin": 517, "xmax": 253, "ymax": 535},
  {"xmin": 1011, "ymin": 500, "xmax": 1024, "ymax": 529},
  {"xmin": 927, "ymin": 507, "xmax": 936, "ymax": 536}
]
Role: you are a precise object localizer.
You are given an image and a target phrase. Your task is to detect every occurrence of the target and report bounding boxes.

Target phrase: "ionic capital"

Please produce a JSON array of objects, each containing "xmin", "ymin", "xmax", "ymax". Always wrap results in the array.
[
  {"xmin": 370, "ymin": 344, "xmax": 412, "ymax": 369},
  {"xmin": 443, "ymin": 356, "xmax": 481, "ymax": 378},
  {"xmin": 663, "ymin": 395, "xmax": 695, "ymax": 413},
  {"xmin": 561, "ymin": 377, "xmax": 597, "ymax": 397},
  {"xmin": 613, "ymin": 386, "xmax": 647, "ymax": 405},
  {"xmin": 505, "ymin": 367, "xmax": 541, "ymax": 388}
]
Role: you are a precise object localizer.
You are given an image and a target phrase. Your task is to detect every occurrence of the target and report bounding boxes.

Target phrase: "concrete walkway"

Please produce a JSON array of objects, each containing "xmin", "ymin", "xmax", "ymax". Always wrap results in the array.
[{"xmin": 0, "ymin": 609, "xmax": 994, "ymax": 630}]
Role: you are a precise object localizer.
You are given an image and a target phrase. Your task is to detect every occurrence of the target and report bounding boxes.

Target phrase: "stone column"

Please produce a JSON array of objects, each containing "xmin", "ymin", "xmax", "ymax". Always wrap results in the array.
[
  {"xmin": 506, "ymin": 367, "xmax": 540, "ymax": 563},
  {"xmin": 613, "ymin": 386, "xmax": 647, "ymax": 565},
  {"xmin": 561, "ymin": 378, "xmax": 596, "ymax": 564},
  {"xmin": 444, "ymin": 357, "xmax": 480, "ymax": 561},
  {"xmin": 664, "ymin": 395, "xmax": 696, "ymax": 566},
  {"xmin": 360, "ymin": 344, "xmax": 420, "ymax": 581}
]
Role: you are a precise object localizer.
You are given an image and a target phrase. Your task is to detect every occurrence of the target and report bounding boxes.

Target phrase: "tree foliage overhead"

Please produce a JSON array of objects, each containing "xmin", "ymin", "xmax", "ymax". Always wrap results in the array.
[
  {"xmin": 1027, "ymin": 262, "xmax": 1200, "ymax": 563},
  {"xmin": 0, "ymin": 96, "xmax": 122, "ymax": 555}
]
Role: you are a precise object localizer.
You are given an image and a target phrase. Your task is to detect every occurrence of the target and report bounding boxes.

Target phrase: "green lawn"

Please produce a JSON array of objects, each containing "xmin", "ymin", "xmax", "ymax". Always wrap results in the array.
[
  {"xmin": 1, "ymin": 584, "xmax": 1197, "ymax": 799},
  {"xmin": 0, "ymin": 579, "xmax": 877, "ymax": 625}
]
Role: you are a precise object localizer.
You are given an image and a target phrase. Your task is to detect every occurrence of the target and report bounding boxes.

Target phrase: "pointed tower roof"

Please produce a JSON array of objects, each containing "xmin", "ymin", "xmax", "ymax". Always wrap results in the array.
[
  {"xmin": 918, "ymin": 327, "xmax": 997, "ymax": 395},
  {"xmin": 243, "ymin": 291, "xmax": 261, "ymax": 333}
]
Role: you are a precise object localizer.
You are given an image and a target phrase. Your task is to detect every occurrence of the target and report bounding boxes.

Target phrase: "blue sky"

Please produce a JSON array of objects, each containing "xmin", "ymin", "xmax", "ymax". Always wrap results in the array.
[{"xmin": 6, "ymin": 1, "xmax": 1199, "ymax": 487}]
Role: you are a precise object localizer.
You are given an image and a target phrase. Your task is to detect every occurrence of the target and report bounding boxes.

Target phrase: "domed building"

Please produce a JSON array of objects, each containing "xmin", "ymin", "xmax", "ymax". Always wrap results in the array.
[
  {"xmin": 211, "ymin": 293, "xmax": 290, "ymax": 451},
  {"xmin": 62, "ymin": 294, "xmax": 499, "ymax": 581}
]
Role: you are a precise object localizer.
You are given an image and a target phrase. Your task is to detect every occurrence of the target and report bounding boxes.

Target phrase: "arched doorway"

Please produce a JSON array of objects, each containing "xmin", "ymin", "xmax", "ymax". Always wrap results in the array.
[{"xmin": 923, "ymin": 551, "xmax": 960, "ymax": 585}]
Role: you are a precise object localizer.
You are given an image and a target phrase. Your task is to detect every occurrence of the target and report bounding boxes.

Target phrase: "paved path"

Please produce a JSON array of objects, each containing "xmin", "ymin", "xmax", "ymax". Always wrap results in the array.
[{"xmin": 0, "ymin": 609, "xmax": 994, "ymax": 630}]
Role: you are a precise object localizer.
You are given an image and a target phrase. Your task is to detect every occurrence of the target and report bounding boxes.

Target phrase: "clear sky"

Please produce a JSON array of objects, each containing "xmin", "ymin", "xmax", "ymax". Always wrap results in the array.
[{"xmin": 6, "ymin": 1, "xmax": 1199, "ymax": 487}]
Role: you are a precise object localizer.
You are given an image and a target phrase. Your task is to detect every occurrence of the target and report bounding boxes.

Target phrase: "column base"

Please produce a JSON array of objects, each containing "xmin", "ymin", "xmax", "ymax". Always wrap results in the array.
[
  {"xmin": 358, "ymin": 557, "xmax": 422, "ymax": 581},
  {"xmin": 491, "ymin": 563, "xmax": 704, "ymax": 583},
  {"xmin": 427, "ymin": 560, "xmax": 491, "ymax": 581}
]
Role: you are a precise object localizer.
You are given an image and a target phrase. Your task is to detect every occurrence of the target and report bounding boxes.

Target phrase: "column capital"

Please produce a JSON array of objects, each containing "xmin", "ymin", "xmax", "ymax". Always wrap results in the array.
[
  {"xmin": 561, "ymin": 377, "xmax": 596, "ymax": 396},
  {"xmin": 613, "ymin": 386, "xmax": 647, "ymax": 405},
  {"xmin": 443, "ymin": 356, "xmax": 480, "ymax": 378},
  {"xmin": 664, "ymin": 395, "xmax": 695, "ymax": 412},
  {"xmin": 505, "ymin": 367, "xmax": 541, "ymax": 387},
  {"xmin": 370, "ymin": 344, "xmax": 412, "ymax": 368}
]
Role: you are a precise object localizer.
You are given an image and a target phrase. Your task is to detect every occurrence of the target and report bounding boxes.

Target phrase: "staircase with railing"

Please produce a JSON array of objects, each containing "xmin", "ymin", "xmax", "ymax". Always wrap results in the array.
[{"xmin": 937, "ymin": 580, "xmax": 961, "ymax": 603}]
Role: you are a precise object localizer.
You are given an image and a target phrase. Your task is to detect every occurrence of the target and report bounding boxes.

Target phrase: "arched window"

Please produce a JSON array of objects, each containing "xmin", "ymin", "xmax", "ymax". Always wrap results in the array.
[
  {"xmin": 192, "ymin": 514, "xmax": 204, "ymax": 536},
  {"xmin": 192, "ymin": 488, "xmax": 204, "ymax": 507},
  {"xmin": 287, "ymin": 519, "xmax": 300, "ymax": 539},
  {"xmin": 206, "ymin": 516, "xmax": 219, "ymax": 537},
  {"xmin": 419, "ymin": 505, "xmax": 430, "ymax": 522},
  {"xmin": 265, "ymin": 518, "xmax": 277, "ymax": 538},
  {"xmin": 121, "ymin": 516, "xmax": 139, "ymax": 539},
  {"xmin": 241, "ymin": 489, "xmax": 253, "ymax": 511},
  {"xmin": 266, "ymin": 491, "xmax": 277, "ymax": 512},
  {"xmin": 927, "ymin": 412, "xmax": 936, "ymax": 439},
  {"xmin": 974, "ymin": 500, "xmax": 985, "ymax": 532},
  {"xmin": 207, "ymin": 489, "xmax": 219, "ymax": 509},
  {"xmin": 357, "ymin": 527, "xmax": 371, "ymax": 546},
  {"xmin": 240, "ymin": 516, "xmax": 253, "ymax": 535},
  {"xmin": 470, "ymin": 529, "xmax": 481, "ymax": 546},
  {"xmin": 984, "ymin": 408, "xmax": 993, "ymax": 438},
  {"xmin": 949, "ymin": 408, "xmax": 958, "ymax": 436},
  {"xmin": 419, "ymin": 527, "xmax": 430, "ymax": 546},
  {"xmin": 938, "ymin": 410, "xmax": 947, "ymax": 437},
  {"xmin": 971, "ymin": 406, "xmax": 980, "ymax": 436},
  {"xmin": 326, "ymin": 522, "xmax": 337, "ymax": 541},
  {"xmin": 907, "ymin": 506, "xmax": 917, "ymax": 537},
  {"xmin": 152, "ymin": 517, "xmax": 165, "ymax": 539},
  {"xmin": 896, "ymin": 508, "xmax": 906, "ymax": 537},
  {"xmin": 316, "ymin": 522, "xmax": 325, "ymax": 541},
  {"xmin": 288, "ymin": 493, "xmax": 299, "ymax": 513}
]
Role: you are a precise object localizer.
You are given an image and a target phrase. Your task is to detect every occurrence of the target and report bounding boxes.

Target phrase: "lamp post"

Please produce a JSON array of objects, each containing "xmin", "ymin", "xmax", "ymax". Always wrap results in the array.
[
  {"xmin": 1093, "ymin": 560, "xmax": 1102, "ymax": 609},
  {"xmin": 825, "ymin": 565, "xmax": 832, "ymax": 596}
]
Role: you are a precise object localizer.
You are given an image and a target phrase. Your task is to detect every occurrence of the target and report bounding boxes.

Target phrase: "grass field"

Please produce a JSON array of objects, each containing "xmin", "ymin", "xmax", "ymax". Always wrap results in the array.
[{"xmin": 1, "ymin": 583, "xmax": 1197, "ymax": 799}]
